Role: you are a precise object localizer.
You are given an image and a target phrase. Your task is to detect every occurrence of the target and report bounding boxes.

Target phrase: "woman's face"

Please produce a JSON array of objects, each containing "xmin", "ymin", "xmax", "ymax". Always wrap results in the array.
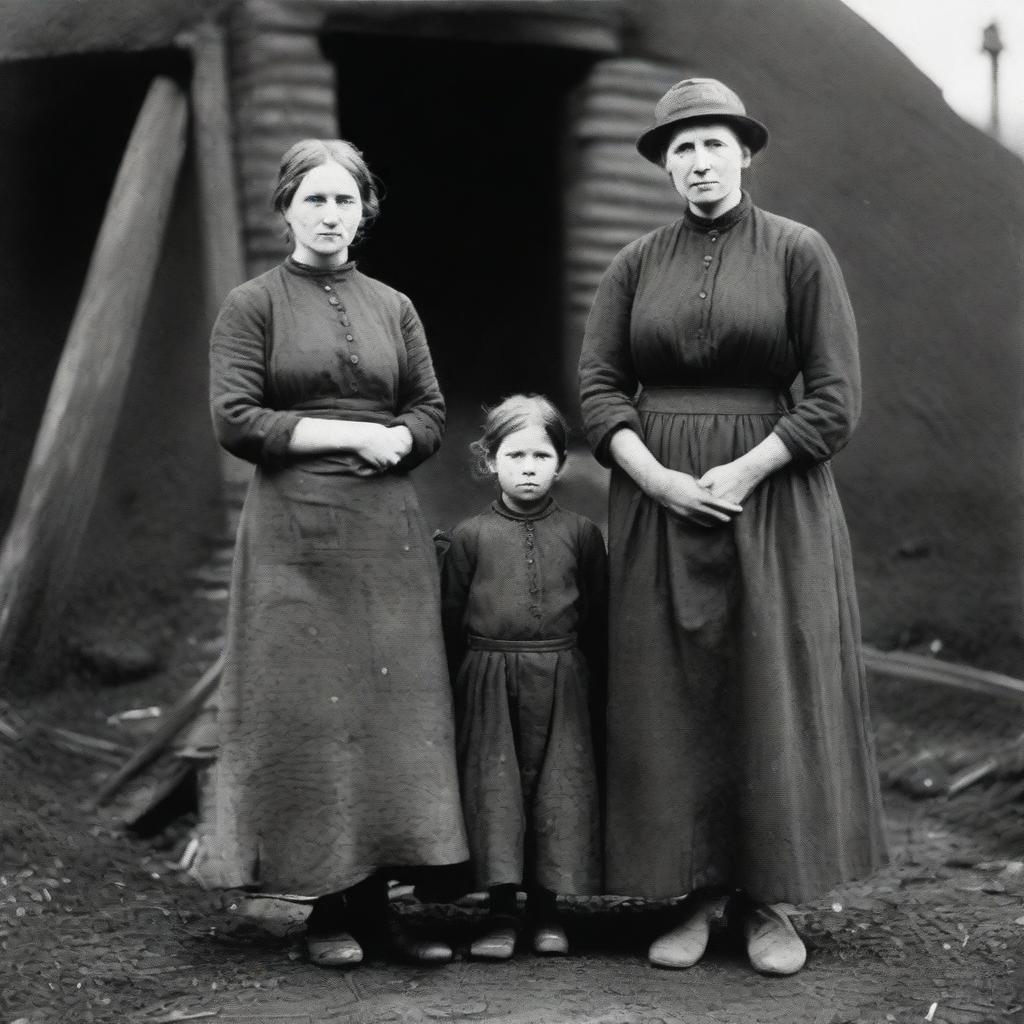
[
  {"xmin": 664, "ymin": 122, "xmax": 750, "ymax": 219},
  {"xmin": 284, "ymin": 161, "xmax": 364, "ymax": 268},
  {"xmin": 488, "ymin": 422, "xmax": 561, "ymax": 513}
]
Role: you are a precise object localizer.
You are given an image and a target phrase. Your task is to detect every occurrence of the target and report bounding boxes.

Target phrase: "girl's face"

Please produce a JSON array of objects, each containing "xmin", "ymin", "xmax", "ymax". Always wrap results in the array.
[
  {"xmin": 284, "ymin": 161, "xmax": 364, "ymax": 268},
  {"xmin": 489, "ymin": 422, "xmax": 562, "ymax": 513}
]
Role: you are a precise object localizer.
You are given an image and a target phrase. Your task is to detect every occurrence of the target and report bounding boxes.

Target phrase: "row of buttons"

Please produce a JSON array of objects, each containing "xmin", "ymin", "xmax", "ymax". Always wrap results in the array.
[
  {"xmin": 322, "ymin": 282, "xmax": 362, "ymax": 393},
  {"xmin": 698, "ymin": 230, "xmax": 720, "ymax": 303},
  {"xmin": 524, "ymin": 521, "xmax": 542, "ymax": 619}
]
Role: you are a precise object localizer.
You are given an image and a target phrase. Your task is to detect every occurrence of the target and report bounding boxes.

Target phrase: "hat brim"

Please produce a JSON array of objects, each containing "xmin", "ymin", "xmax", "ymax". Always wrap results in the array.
[{"xmin": 636, "ymin": 114, "xmax": 769, "ymax": 165}]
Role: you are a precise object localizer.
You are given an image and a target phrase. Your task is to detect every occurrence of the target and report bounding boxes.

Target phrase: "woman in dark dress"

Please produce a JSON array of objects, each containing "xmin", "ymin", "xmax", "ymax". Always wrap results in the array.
[
  {"xmin": 578, "ymin": 79, "xmax": 886, "ymax": 976},
  {"xmin": 201, "ymin": 139, "xmax": 468, "ymax": 967}
]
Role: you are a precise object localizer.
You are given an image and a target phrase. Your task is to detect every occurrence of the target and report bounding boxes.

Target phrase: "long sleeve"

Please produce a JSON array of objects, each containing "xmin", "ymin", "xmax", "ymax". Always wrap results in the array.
[
  {"xmin": 773, "ymin": 227, "xmax": 861, "ymax": 465},
  {"xmin": 391, "ymin": 294, "xmax": 445, "ymax": 471},
  {"xmin": 578, "ymin": 247, "xmax": 643, "ymax": 466},
  {"xmin": 209, "ymin": 284, "xmax": 302, "ymax": 467}
]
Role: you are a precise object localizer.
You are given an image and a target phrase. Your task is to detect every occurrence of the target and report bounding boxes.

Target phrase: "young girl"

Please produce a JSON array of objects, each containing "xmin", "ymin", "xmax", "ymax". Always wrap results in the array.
[{"xmin": 441, "ymin": 394, "xmax": 607, "ymax": 959}]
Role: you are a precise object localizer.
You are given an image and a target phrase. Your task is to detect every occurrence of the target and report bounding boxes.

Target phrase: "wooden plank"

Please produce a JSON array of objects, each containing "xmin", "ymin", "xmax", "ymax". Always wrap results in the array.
[
  {"xmin": 94, "ymin": 653, "xmax": 225, "ymax": 807},
  {"xmin": 863, "ymin": 645, "xmax": 1024, "ymax": 702},
  {"xmin": 0, "ymin": 76, "xmax": 188, "ymax": 680},
  {"xmin": 189, "ymin": 21, "xmax": 246, "ymax": 324},
  {"xmin": 189, "ymin": 22, "xmax": 253, "ymax": 492}
]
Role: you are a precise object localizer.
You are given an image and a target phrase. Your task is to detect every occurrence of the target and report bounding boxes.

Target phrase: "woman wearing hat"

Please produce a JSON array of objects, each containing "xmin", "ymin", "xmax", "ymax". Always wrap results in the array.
[{"xmin": 578, "ymin": 79, "xmax": 886, "ymax": 975}]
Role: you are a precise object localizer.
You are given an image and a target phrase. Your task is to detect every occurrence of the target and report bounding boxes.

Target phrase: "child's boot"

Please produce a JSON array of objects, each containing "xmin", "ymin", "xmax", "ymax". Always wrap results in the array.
[
  {"xmin": 529, "ymin": 887, "xmax": 569, "ymax": 956},
  {"xmin": 469, "ymin": 884, "xmax": 519, "ymax": 961}
]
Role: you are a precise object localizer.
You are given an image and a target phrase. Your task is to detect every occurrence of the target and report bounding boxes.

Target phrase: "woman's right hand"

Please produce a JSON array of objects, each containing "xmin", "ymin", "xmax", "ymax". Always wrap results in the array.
[
  {"xmin": 648, "ymin": 467, "xmax": 743, "ymax": 527},
  {"xmin": 609, "ymin": 428, "xmax": 741, "ymax": 527}
]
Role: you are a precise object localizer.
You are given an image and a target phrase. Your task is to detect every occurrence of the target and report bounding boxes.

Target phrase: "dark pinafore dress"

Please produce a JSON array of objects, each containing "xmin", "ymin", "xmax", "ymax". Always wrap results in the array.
[{"xmin": 441, "ymin": 498, "xmax": 607, "ymax": 895}]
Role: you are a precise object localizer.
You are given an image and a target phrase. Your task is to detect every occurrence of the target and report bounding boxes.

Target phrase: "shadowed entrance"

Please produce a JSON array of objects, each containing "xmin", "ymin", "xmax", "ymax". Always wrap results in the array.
[{"xmin": 324, "ymin": 33, "xmax": 593, "ymax": 410}]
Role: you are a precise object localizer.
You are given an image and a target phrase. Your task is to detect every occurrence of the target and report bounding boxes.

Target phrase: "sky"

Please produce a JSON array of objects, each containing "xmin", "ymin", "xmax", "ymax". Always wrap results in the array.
[{"xmin": 840, "ymin": 0, "xmax": 1024, "ymax": 152}]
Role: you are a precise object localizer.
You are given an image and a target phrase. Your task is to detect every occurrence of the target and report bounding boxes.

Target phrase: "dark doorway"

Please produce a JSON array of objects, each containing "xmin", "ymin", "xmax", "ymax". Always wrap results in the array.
[
  {"xmin": 0, "ymin": 49, "xmax": 223, "ymax": 684},
  {"xmin": 0, "ymin": 49, "xmax": 190, "ymax": 533},
  {"xmin": 323, "ymin": 34, "xmax": 593, "ymax": 411}
]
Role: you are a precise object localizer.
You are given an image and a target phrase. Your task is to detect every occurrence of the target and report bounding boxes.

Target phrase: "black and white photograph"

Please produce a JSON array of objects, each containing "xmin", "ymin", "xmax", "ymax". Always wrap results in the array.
[{"xmin": 1, "ymin": 1, "xmax": 1022, "ymax": 1022}]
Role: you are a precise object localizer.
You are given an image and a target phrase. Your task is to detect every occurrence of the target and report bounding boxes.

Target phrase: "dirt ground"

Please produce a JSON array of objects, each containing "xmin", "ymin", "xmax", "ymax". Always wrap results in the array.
[
  {"xmin": 5, "ymin": 624, "xmax": 1024, "ymax": 1023},
  {"xmin": 3, "ymin": 667, "xmax": 1024, "ymax": 1024},
  {"xmin": 3, "ymin": 447, "xmax": 1024, "ymax": 1024}
]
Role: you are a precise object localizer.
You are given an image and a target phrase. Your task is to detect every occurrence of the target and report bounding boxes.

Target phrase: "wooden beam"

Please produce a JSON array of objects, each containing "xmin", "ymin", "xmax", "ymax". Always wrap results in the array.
[
  {"xmin": 188, "ymin": 21, "xmax": 246, "ymax": 325},
  {"xmin": 0, "ymin": 76, "xmax": 189, "ymax": 682},
  {"xmin": 94, "ymin": 653, "xmax": 224, "ymax": 807},
  {"xmin": 188, "ymin": 21, "xmax": 253, "ymax": 490},
  {"xmin": 863, "ymin": 645, "xmax": 1024, "ymax": 702}
]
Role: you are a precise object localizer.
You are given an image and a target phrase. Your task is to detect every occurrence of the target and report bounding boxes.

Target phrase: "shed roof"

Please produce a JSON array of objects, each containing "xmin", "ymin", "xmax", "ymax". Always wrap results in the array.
[{"xmin": 0, "ymin": 0, "xmax": 623, "ymax": 61}]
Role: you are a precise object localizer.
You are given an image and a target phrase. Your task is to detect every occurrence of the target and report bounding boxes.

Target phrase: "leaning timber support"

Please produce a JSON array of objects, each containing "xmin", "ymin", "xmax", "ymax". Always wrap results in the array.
[
  {"xmin": 0, "ymin": 76, "xmax": 189, "ymax": 683},
  {"xmin": 94, "ymin": 653, "xmax": 224, "ymax": 807},
  {"xmin": 863, "ymin": 645, "xmax": 1024, "ymax": 702}
]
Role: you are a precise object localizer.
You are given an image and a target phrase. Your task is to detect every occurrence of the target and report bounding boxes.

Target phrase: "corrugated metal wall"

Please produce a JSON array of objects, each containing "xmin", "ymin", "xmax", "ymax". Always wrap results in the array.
[
  {"xmin": 225, "ymin": 22, "xmax": 684, "ymax": 389},
  {"xmin": 563, "ymin": 58, "xmax": 684, "ymax": 378},
  {"xmin": 228, "ymin": 10, "xmax": 338, "ymax": 277}
]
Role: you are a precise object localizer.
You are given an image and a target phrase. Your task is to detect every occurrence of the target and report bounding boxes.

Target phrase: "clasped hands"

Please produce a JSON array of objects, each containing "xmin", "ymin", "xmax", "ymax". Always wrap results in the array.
[
  {"xmin": 351, "ymin": 423, "xmax": 413, "ymax": 475},
  {"xmin": 649, "ymin": 459, "xmax": 760, "ymax": 528}
]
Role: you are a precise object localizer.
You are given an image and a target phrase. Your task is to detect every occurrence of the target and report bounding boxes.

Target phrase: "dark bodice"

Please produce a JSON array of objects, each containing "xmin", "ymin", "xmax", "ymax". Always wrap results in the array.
[
  {"xmin": 579, "ymin": 193, "xmax": 861, "ymax": 466},
  {"xmin": 441, "ymin": 499, "xmax": 607, "ymax": 646},
  {"xmin": 210, "ymin": 257, "xmax": 444, "ymax": 470}
]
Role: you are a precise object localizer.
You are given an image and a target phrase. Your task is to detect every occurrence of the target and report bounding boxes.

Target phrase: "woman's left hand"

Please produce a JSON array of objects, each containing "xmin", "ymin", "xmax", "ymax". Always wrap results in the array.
[
  {"xmin": 698, "ymin": 460, "xmax": 762, "ymax": 506},
  {"xmin": 699, "ymin": 434, "xmax": 794, "ymax": 504}
]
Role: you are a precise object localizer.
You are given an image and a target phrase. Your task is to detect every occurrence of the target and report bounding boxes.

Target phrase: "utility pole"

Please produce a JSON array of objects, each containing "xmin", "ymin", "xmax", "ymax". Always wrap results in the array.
[{"xmin": 982, "ymin": 21, "xmax": 1004, "ymax": 137}]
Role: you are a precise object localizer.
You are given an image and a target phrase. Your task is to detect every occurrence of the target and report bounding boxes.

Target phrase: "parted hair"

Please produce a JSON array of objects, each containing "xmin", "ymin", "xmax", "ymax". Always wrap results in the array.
[
  {"xmin": 470, "ymin": 394, "xmax": 570, "ymax": 478},
  {"xmin": 272, "ymin": 139, "xmax": 382, "ymax": 243}
]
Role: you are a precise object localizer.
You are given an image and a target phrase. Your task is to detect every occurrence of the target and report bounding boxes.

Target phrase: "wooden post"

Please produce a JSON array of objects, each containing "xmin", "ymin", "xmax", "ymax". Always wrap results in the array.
[
  {"xmin": 0, "ymin": 76, "xmax": 189, "ymax": 682},
  {"xmin": 189, "ymin": 21, "xmax": 246, "ymax": 324},
  {"xmin": 982, "ymin": 22, "xmax": 1004, "ymax": 138},
  {"xmin": 188, "ymin": 20, "xmax": 252, "ymax": 489}
]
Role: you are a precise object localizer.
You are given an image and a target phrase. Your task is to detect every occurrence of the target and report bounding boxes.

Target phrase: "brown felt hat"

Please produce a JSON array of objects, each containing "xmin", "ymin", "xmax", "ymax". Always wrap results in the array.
[{"xmin": 636, "ymin": 77, "xmax": 769, "ymax": 165}]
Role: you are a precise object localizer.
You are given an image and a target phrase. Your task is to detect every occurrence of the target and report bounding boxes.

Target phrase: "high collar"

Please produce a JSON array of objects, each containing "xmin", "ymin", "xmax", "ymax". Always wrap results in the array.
[
  {"xmin": 492, "ymin": 496, "xmax": 558, "ymax": 522},
  {"xmin": 682, "ymin": 189, "xmax": 752, "ymax": 233},
  {"xmin": 285, "ymin": 255, "xmax": 357, "ymax": 280}
]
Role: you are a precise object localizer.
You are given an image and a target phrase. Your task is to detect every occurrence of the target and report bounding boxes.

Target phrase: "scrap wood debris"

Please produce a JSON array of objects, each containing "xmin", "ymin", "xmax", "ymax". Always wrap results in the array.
[
  {"xmin": 883, "ymin": 732, "xmax": 1024, "ymax": 799},
  {"xmin": 0, "ymin": 701, "xmax": 29, "ymax": 742},
  {"xmin": 46, "ymin": 726, "xmax": 135, "ymax": 765}
]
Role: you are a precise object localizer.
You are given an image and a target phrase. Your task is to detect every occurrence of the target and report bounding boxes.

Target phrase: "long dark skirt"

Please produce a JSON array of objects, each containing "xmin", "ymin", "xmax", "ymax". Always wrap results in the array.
[
  {"xmin": 604, "ymin": 393, "xmax": 887, "ymax": 904},
  {"xmin": 455, "ymin": 638, "xmax": 601, "ymax": 895},
  {"xmin": 196, "ymin": 459, "xmax": 468, "ymax": 896}
]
